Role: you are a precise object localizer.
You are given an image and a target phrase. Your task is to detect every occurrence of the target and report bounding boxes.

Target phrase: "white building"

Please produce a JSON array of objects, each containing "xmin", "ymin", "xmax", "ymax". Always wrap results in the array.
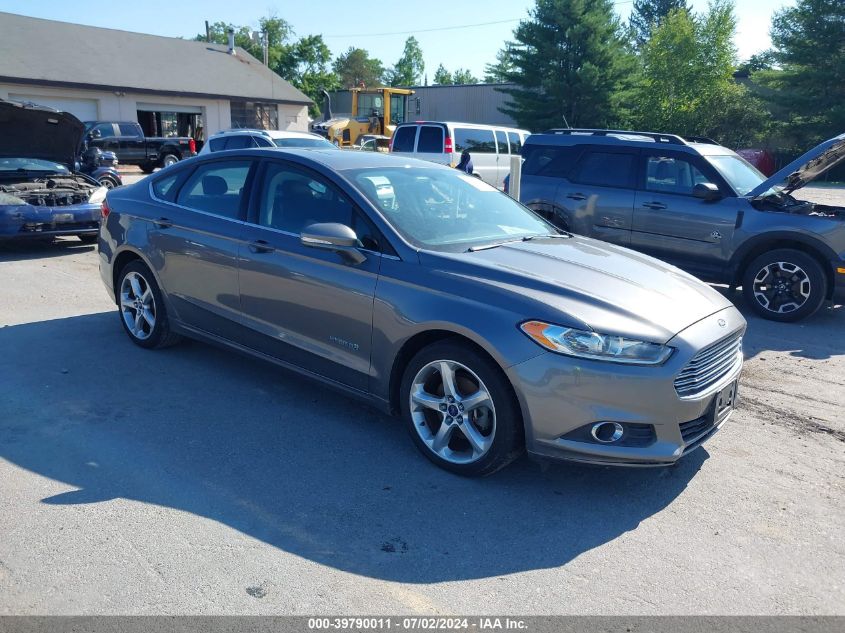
[{"xmin": 0, "ymin": 12, "xmax": 312, "ymax": 140}]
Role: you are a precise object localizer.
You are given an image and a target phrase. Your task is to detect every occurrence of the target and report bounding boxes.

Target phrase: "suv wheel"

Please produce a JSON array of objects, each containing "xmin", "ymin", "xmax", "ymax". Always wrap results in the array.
[
  {"xmin": 400, "ymin": 340, "xmax": 524, "ymax": 476},
  {"xmin": 741, "ymin": 248, "xmax": 826, "ymax": 322},
  {"xmin": 117, "ymin": 261, "xmax": 182, "ymax": 349}
]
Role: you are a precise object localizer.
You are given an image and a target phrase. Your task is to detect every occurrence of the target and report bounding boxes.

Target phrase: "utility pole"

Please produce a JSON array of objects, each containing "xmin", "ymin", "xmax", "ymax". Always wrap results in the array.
[
  {"xmin": 263, "ymin": 29, "xmax": 268, "ymax": 66},
  {"xmin": 205, "ymin": 20, "xmax": 210, "ymax": 43}
]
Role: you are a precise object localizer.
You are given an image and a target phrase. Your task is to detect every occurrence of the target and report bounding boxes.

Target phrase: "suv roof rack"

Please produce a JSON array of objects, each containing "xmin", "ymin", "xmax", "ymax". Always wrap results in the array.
[
  {"xmin": 543, "ymin": 128, "xmax": 689, "ymax": 145},
  {"xmin": 683, "ymin": 135, "xmax": 719, "ymax": 145}
]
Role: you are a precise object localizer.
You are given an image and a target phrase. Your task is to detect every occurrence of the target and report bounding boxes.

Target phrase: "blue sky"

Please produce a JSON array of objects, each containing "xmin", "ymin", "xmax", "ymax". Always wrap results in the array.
[{"xmin": 0, "ymin": 0, "xmax": 793, "ymax": 81}]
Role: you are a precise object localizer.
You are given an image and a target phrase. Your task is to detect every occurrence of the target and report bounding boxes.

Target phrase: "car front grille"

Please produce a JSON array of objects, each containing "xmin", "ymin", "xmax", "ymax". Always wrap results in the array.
[{"xmin": 674, "ymin": 332, "xmax": 743, "ymax": 398}]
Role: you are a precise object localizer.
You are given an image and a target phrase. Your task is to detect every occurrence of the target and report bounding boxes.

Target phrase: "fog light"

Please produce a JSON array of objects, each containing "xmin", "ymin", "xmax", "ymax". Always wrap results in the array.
[{"xmin": 591, "ymin": 421, "xmax": 624, "ymax": 443}]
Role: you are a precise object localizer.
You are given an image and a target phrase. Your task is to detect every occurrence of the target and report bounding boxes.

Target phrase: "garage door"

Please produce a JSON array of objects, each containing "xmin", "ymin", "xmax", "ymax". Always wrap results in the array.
[{"xmin": 9, "ymin": 94, "xmax": 98, "ymax": 121}]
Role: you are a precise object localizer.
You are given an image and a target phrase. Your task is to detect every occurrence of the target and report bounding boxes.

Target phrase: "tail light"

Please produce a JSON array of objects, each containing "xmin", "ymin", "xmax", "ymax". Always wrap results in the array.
[
  {"xmin": 101, "ymin": 198, "xmax": 110, "ymax": 219},
  {"xmin": 189, "ymin": 138, "xmax": 196, "ymax": 153},
  {"xmin": 444, "ymin": 135, "xmax": 453, "ymax": 154}
]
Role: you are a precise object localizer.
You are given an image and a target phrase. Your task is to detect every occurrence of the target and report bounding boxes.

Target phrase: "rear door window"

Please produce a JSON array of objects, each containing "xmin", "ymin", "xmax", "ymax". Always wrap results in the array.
[
  {"xmin": 571, "ymin": 150, "xmax": 636, "ymax": 189},
  {"xmin": 176, "ymin": 160, "xmax": 252, "ymax": 219},
  {"xmin": 392, "ymin": 126, "xmax": 417, "ymax": 152},
  {"xmin": 454, "ymin": 128, "xmax": 496, "ymax": 153},
  {"xmin": 117, "ymin": 123, "xmax": 141, "ymax": 137},
  {"xmin": 495, "ymin": 130, "xmax": 509, "ymax": 154},
  {"xmin": 417, "ymin": 126, "xmax": 444, "ymax": 153}
]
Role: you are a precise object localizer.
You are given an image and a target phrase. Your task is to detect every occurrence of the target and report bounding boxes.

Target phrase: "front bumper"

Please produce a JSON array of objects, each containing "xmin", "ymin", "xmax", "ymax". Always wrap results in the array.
[
  {"xmin": 508, "ymin": 307, "xmax": 746, "ymax": 466},
  {"xmin": 0, "ymin": 202, "xmax": 101, "ymax": 238}
]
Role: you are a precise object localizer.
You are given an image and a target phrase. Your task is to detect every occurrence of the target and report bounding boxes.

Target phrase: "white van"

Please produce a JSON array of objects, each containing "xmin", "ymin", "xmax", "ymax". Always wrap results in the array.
[{"xmin": 389, "ymin": 121, "xmax": 529, "ymax": 189}]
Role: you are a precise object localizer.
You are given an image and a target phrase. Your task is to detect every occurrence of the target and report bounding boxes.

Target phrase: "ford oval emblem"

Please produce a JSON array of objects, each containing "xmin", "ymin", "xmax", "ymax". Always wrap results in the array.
[{"xmin": 718, "ymin": 319, "xmax": 727, "ymax": 327}]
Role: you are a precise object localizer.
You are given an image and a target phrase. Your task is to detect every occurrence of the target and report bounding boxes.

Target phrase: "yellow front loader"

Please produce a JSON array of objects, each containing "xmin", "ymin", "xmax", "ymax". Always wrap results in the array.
[{"xmin": 311, "ymin": 87, "xmax": 415, "ymax": 148}]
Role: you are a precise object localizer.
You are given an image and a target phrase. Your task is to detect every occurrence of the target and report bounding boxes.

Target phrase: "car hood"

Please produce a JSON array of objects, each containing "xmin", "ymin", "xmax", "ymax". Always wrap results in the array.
[
  {"xmin": 0, "ymin": 99, "xmax": 84, "ymax": 169},
  {"xmin": 425, "ymin": 236, "xmax": 734, "ymax": 344},
  {"xmin": 747, "ymin": 132, "xmax": 845, "ymax": 198}
]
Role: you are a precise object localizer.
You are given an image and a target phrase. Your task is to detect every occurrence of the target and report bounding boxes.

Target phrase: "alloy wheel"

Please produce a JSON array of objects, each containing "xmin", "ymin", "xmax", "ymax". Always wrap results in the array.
[
  {"xmin": 752, "ymin": 261, "xmax": 811, "ymax": 314},
  {"xmin": 409, "ymin": 360, "xmax": 496, "ymax": 464},
  {"xmin": 120, "ymin": 271, "xmax": 156, "ymax": 340}
]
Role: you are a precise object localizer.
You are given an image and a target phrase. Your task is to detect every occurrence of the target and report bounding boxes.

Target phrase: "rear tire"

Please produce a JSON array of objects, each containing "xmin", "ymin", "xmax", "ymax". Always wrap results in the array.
[
  {"xmin": 161, "ymin": 153, "xmax": 179, "ymax": 168},
  {"xmin": 400, "ymin": 340, "xmax": 524, "ymax": 476},
  {"xmin": 116, "ymin": 260, "xmax": 182, "ymax": 349},
  {"xmin": 741, "ymin": 248, "xmax": 826, "ymax": 322}
]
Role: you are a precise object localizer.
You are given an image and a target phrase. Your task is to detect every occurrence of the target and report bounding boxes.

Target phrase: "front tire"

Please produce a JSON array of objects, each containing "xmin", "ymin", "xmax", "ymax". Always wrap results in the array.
[
  {"xmin": 741, "ymin": 248, "xmax": 827, "ymax": 322},
  {"xmin": 99, "ymin": 175, "xmax": 119, "ymax": 189},
  {"xmin": 400, "ymin": 340, "xmax": 524, "ymax": 476},
  {"xmin": 116, "ymin": 261, "xmax": 182, "ymax": 349},
  {"xmin": 140, "ymin": 163, "xmax": 155, "ymax": 174},
  {"xmin": 78, "ymin": 234, "xmax": 98, "ymax": 244}
]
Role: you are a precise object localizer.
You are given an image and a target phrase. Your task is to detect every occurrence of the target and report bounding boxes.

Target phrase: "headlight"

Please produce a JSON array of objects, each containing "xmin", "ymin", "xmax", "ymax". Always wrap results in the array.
[{"xmin": 520, "ymin": 321, "xmax": 674, "ymax": 365}]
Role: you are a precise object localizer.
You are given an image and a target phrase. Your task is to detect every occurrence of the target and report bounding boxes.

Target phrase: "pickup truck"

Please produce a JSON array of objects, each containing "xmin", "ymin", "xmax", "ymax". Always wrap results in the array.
[{"xmin": 83, "ymin": 121, "xmax": 196, "ymax": 173}]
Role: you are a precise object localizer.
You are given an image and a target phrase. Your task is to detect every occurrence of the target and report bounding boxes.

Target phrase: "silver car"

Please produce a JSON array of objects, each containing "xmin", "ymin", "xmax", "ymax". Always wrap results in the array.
[{"xmin": 99, "ymin": 149, "xmax": 745, "ymax": 476}]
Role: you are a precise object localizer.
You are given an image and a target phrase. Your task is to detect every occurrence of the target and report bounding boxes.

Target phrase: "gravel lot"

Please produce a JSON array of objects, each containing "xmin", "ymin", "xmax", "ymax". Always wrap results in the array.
[{"xmin": 0, "ymin": 202, "xmax": 843, "ymax": 615}]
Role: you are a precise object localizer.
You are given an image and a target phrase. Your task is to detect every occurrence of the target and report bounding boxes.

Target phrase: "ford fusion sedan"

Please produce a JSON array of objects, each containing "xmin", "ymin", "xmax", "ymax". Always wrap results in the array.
[{"xmin": 99, "ymin": 149, "xmax": 745, "ymax": 476}]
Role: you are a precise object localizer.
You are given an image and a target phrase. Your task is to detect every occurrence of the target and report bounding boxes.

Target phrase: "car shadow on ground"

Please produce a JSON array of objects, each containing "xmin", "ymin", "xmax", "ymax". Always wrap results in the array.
[
  {"xmin": 716, "ymin": 287, "xmax": 845, "ymax": 361},
  {"xmin": 0, "ymin": 237, "xmax": 94, "ymax": 262},
  {"xmin": 1, "ymin": 311, "xmax": 707, "ymax": 583}
]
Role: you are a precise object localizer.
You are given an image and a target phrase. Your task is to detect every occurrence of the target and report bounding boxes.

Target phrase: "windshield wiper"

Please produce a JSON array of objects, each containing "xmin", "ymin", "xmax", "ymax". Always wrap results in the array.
[
  {"xmin": 521, "ymin": 233, "xmax": 571, "ymax": 241},
  {"xmin": 467, "ymin": 233, "xmax": 571, "ymax": 252}
]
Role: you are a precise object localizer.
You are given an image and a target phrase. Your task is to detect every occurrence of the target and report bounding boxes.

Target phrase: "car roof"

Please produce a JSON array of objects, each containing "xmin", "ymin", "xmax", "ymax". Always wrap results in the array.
[
  {"xmin": 209, "ymin": 128, "xmax": 321, "ymax": 140},
  {"xmin": 524, "ymin": 129, "xmax": 732, "ymax": 155},
  {"xmin": 200, "ymin": 147, "xmax": 452, "ymax": 172},
  {"xmin": 397, "ymin": 121, "xmax": 529, "ymax": 133}
]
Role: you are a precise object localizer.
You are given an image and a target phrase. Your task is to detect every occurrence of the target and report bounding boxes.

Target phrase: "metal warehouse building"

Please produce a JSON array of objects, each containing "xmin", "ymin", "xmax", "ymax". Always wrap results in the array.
[
  {"xmin": 0, "ymin": 12, "xmax": 312, "ymax": 139},
  {"xmin": 403, "ymin": 83, "xmax": 519, "ymax": 128}
]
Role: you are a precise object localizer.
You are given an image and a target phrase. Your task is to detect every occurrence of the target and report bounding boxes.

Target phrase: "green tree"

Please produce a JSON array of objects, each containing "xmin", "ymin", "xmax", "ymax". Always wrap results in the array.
[
  {"xmin": 388, "ymin": 36, "xmax": 425, "ymax": 86},
  {"xmin": 629, "ymin": 0, "xmax": 689, "ymax": 47},
  {"xmin": 452, "ymin": 69, "xmax": 479, "ymax": 85},
  {"xmin": 278, "ymin": 35, "xmax": 340, "ymax": 116},
  {"xmin": 628, "ymin": 1, "xmax": 768, "ymax": 147},
  {"xmin": 500, "ymin": 0, "xmax": 634, "ymax": 130},
  {"xmin": 483, "ymin": 44, "xmax": 516, "ymax": 83},
  {"xmin": 433, "ymin": 64, "xmax": 453, "ymax": 85},
  {"xmin": 754, "ymin": 0, "xmax": 845, "ymax": 146},
  {"xmin": 333, "ymin": 47, "xmax": 386, "ymax": 88}
]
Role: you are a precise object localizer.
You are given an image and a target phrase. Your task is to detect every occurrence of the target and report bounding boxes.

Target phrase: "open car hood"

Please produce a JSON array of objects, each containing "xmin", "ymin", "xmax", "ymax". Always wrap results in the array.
[
  {"xmin": 0, "ymin": 99, "xmax": 84, "ymax": 169},
  {"xmin": 748, "ymin": 132, "xmax": 845, "ymax": 198}
]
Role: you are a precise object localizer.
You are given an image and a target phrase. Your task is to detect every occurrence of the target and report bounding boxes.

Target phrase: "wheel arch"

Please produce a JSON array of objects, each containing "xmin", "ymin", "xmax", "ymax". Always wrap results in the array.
[
  {"xmin": 387, "ymin": 329, "xmax": 522, "ymax": 422},
  {"xmin": 110, "ymin": 247, "xmax": 163, "ymax": 304},
  {"xmin": 730, "ymin": 232, "xmax": 836, "ymax": 299}
]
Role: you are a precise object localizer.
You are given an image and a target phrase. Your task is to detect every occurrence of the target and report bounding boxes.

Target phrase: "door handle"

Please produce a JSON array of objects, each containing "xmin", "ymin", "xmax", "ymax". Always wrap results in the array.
[
  {"xmin": 248, "ymin": 240, "xmax": 275, "ymax": 254},
  {"xmin": 566, "ymin": 193, "xmax": 587, "ymax": 201},
  {"xmin": 153, "ymin": 217, "xmax": 173, "ymax": 228},
  {"xmin": 642, "ymin": 202, "xmax": 667, "ymax": 210}
]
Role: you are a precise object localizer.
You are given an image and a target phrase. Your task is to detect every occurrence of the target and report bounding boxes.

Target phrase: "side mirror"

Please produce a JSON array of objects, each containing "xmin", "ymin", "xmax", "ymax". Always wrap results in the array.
[
  {"xmin": 300, "ymin": 222, "xmax": 366, "ymax": 264},
  {"xmin": 693, "ymin": 182, "xmax": 722, "ymax": 201}
]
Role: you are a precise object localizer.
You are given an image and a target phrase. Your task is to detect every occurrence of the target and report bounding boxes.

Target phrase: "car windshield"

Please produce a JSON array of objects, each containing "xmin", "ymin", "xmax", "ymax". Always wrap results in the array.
[
  {"xmin": 706, "ymin": 154, "xmax": 767, "ymax": 196},
  {"xmin": 0, "ymin": 157, "xmax": 69, "ymax": 173},
  {"xmin": 346, "ymin": 166, "xmax": 556, "ymax": 252},
  {"xmin": 274, "ymin": 137, "xmax": 337, "ymax": 149}
]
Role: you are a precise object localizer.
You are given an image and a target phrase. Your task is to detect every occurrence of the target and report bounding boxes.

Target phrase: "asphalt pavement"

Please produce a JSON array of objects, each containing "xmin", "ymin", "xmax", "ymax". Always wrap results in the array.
[{"xmin": 0, "ymin": 227, "xmax": 843, "ymax": 615}]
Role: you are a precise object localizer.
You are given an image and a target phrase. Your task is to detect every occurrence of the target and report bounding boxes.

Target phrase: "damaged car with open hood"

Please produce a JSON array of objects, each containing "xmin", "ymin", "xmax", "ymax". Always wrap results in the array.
[
  {"xmin": 0, "ymin": 99, "xmax": 107, "ymax": 243},
  {"xmin": 517, "ymin": 129, "xmax": 845, "ymax": 322}
]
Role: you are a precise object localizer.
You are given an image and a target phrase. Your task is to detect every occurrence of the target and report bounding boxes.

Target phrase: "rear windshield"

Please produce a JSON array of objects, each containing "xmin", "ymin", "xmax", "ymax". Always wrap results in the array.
[
  {"xmin": 392, "ymin": 126, "xmax": 416, "ymax": 152},
  {"xmin": 274, "ymin": 137, "xmax": 338, "ymax": 149}
]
